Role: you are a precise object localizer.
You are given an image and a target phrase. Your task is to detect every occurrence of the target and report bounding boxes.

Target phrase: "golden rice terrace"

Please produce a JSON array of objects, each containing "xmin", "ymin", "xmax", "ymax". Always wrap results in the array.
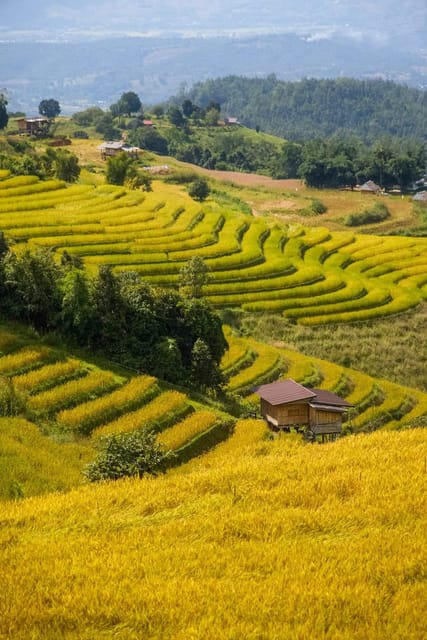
[{"xmin": 1, "ymin": 171, "xmax": 426, "ymax": 325}]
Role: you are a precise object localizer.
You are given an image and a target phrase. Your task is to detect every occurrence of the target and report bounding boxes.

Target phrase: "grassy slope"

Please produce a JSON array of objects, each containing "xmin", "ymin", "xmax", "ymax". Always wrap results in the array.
[
  {"xmin": 0, "ymin": 427, "xmax": 425, "ymax": 639},
  {"xmin": 239, "ymin": 303, "xmax": 427, "ymax": 392}
]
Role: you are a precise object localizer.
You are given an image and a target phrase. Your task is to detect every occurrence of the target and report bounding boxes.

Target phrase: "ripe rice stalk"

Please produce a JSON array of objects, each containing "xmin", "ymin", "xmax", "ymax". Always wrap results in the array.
[
  {"xmin": 27, "ymin": 369, "xmax": 118, "ymax": 414},
  {"xmin": 92, "ymin": 390, "xmax": 189, "ymax": 439},
  {"xmin": 12, "ymin": 358, "xmax": 83, "ymax": 393},
  {"xmin": 0, "ymin": 347, "xmax": 53, "ymax": 376},
  {"xmin": 56, "ymin": 375, "xmax": 158, "ymax": 435},
  {"xmin": 159, "ymin": 410, "xmax": 219, "ymax": 450}
]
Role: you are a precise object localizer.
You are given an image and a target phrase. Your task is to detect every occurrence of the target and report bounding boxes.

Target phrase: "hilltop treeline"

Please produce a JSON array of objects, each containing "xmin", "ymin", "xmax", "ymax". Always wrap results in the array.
[
  {"xmin": 0, "ymin": 242, "xmax": 227, "ymax": 391},
  {"xmin": 178, "ymin": 76, "xmax": 427, "ymax": 142}
]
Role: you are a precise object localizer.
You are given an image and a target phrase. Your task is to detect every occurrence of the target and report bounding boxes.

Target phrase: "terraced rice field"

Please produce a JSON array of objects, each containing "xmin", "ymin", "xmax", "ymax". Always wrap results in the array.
[
  {"xmin": 1, "ymin": 322, "xmax": 426, "ymax": 501},
  {"xmin": 222, "ymin": 327, "xmax": 427, "ymax": 432},
  {"xmin": 0, "ymin": 328, "xmax": 232, "ymax": 491},
  {"xmin": 1, "ymin": 171, "xmax": 426, "ymax": 325}
]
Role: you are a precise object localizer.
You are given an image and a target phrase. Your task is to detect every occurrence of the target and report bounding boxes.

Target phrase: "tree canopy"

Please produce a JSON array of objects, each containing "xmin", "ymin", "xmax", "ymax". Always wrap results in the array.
[
  {"xmin": 38, "ymin": 98, "xmax": 61, "ymax": 119},
  {"xmin": 0, "ymin": 94, "xmax": 8, "ymax": 130},
  {"xmin": 0, "ymin": 247, "xmax": 227, "ymax": 392},
  {"xmin": 179, "ymin": 76, "xmax": 427, "ymax": 142},
  {"xmin": 111, "ymin": 91, "xmax": 142, "ymax": 117}
]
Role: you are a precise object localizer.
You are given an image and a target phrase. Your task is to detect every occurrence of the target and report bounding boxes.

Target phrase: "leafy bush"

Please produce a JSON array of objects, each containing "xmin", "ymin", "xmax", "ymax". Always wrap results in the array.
[
  {"xmin": 311, "ymin": 198, "xmax": 328, "ymax": 215},
  {"xmin": 188, "ymin": 178, "xmax": 210, "ymax": 202},
  {"xmin": 345, "ymin": 202, "xmax": 390, "ymax": 226},
  {"xmin": 164, "ymin": 169, "xmax": 200, "ymax": 184},
  {"xmin": 84, "ymin": 428, "xmax": 174, "ymax": 482}
]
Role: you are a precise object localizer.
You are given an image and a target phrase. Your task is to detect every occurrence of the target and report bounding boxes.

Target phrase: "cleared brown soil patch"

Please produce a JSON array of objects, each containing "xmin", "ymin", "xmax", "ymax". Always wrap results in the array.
[{"xmin": 196, "ymin": 167, "xmax": 303, "ymax": 191}]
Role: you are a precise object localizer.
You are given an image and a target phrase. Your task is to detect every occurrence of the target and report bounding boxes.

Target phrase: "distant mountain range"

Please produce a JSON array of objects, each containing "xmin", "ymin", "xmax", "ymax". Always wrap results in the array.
[{"xmin": 0, "ymin": 0, "xmax": 425, "ymax": 113}]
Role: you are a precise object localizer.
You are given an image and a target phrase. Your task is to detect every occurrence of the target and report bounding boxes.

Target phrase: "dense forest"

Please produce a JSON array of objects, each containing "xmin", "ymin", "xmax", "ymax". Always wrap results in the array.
[
  {"xmin": 0, "ymin": 240, "xmax": 227, "ymax": 392},
  {"xmin": 176, "ymin": 76, "xmax": 427, "ymax": 142}
]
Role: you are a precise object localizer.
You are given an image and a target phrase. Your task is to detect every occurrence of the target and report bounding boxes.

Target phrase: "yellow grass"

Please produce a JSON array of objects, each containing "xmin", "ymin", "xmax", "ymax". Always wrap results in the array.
[
  {"xmin": 0, "ymin": 428, "xmax": 425, "ymax": 639},
  {"xmin": 0, "ymin": 417, "xmax": 92, "ymax": 500}
]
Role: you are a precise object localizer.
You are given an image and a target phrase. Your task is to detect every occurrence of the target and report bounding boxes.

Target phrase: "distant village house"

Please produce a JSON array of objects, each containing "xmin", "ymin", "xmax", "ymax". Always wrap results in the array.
[
  {"xmin": 16, "ymin": 117, "xmax": 49, "ymax": 136},
  {"xmin": 359, "ymin": 180, "xmax": 381, "ymax": 194},
  {"xmin": 223, "ymin": 117, "xmax": 240, "ymax": 126},
  {"xmin": 98, "ymin": 141, "xmax": 140, "ymax": 159},
  {"xmin": 254, "ymin": 378, "xmax": 352, "ymax": 441}
]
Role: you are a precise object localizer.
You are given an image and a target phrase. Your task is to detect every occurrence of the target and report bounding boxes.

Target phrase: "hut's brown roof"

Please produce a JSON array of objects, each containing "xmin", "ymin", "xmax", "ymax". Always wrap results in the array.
[
  {"xmin": 310, "ymin": 388, "xmax": 352, "ymax": 408},
  {"xmin": 254, "ymin": 379, "xmax": 316, "ymax": 405},
  {"xmin": 254, "ymin": 379, "xmax": 352, "ymax": 407}
]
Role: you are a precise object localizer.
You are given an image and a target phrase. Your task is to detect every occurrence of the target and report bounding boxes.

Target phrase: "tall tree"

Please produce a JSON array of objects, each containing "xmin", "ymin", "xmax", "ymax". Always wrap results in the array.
[
  {"xmin": 179, "ymin": 256, "xmax": 209, "ymax": 298},
  {"xmin": 60, "ymin": 269, "xmax": 95, "ymax": 345},
  {"xmin": 91, "ymin": 265, "xmax": 127, "ymax": 354},
  {"xmin": 111, "ymin": 92, "xmax": 142, "ymax": 117},
  {"xmin": 38, "ymin": 98, "xmax": 61, "ymax": 119},
  {"xmin": 53, "ymin": 150, "xmax": 81, "ymax": 183},
  {"xmin": 2, "ymin": 248, "xmax": 61, "ymax": 330},
  {"xmin": 0, "ymin": 93, "xmax": 8, "ymax": 130}
]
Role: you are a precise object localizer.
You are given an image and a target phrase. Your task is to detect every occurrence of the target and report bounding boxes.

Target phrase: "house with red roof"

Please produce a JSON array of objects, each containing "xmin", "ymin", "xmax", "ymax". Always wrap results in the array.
[{"xmin": 254, "ymin": 378, "xmax": 352, "ymax": 440}]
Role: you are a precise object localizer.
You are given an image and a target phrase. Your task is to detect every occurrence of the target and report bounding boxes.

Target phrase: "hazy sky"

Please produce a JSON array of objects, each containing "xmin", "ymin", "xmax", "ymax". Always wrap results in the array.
[{"xmin": 2, "ymin": 1, "xmax": 424, "ymax": 39}]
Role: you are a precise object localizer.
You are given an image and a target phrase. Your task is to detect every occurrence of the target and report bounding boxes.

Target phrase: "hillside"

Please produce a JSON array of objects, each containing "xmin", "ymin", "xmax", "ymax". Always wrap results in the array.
[
  {"xmin": 0, "ymin": 426, "xmax": 426, "ymax": 639},
  {"xmin": 180, "ymin": 77, "xmax": 427, "ymax": 142},
  {"xmin": 1, "ymin": 167, "xmax": 426, "ymax": 326},
  {"xmin": 1, "ymin": 317, "xmax": 427, "ymax": 500}
]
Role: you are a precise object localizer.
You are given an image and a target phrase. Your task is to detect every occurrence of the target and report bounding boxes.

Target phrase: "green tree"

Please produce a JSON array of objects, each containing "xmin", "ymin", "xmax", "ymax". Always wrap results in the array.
[
  {"xmin": 182, "ymin": 99, "xmax": 195, "ymax": 118},
  {"xmin": 2, "ymin": 248, "xmax": 61, "ymax": 330},
  {"xmin": 72, "ymin": 106, "xmax": 104, "ymax": 127},
  {"xmin": 106, "ymin": 152, "xmax": 133, "ymax": 185},
  {"xmin": 276, "ymin": 141, "xmax": 303, "ymax": 178},
  {"xmin": 84, "ymin": 429, "xmax": 174, "ymax": 482},
  {"xmin": 181, "ymin": 298, "xmax": 228, "ymax": 368},
  {"xmin": 204, "ymin": 106, "xmax": 220, "ymax": 127},
  {"xmin": 131, "ymin": 127, "xmax": 168, "ymax": 154},
  {"xmin": 190, "ymin": 338, "xmax": 223, "ymax": 391},
  {"xmin": 179, "ymin": 256, "xmax": 209, "ymax": 298},
  {"xmin": 149, "ymin": 337, "xmax": 185, "ymax": 384},
  {"xmin": 112, "ymin": 92, "xmax": 142, "ymax": 117},
  {"xmin": 53, "ymin": 150, "xmax": 81, "ymax": 183},
  {"xmin": 0, "ymin": 93, "xmax": 8, "ymax": 130},
  {"xmin": 167, "ymin": 105, "xmax": 185, "ymax": 127},
  {"xmin": 91, "ymin": 265, "xmax": 127, "ymax": 353},
  {"xmin": 188, "ymin": 178, "xmax": 209, "ymax": 202},
  {"xmin": 95, "ymin": 112, "xmax": 121, "ymax": 140},
  {"xmin": 60, "ymin": 269, "xmax": 95, "ymax": 345},
  {"xmin": 38, "ymin": 98, "xmax": 61, "ymax": 119}
]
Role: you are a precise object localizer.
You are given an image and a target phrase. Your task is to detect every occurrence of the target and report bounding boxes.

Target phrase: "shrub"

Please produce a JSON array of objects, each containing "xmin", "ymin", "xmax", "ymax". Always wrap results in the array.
[
  {"xmin": 345, "ymin": 202, "xmax": 390, "ymax": 226},
  {"xmin": 310, "ymin": 198, "xmax": 328, "ymax": 215},
  {"xmin": 163, "ymin": 169, "xmax": 199, "ymax": 184},
  {"xmin": 188, "ymin": 178, "xmax": 210, "ymax": 202},
  {"xmin": 84, "ymin": 428, "xmax": 174, "ymax": 481}
]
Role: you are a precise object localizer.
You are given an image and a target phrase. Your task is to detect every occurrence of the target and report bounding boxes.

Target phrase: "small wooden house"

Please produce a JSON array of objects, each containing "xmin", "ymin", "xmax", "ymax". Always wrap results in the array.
[
  {"xmin": 254, "ymin": 378, "xmax": 352, "ymax": 440},
  {"xmin": 16, "ymin": 117, "xmax": 49, "ymax": 136},
  {"xmin": 98, "ymin": 141, "xmax": 140, "ymax": 159}
]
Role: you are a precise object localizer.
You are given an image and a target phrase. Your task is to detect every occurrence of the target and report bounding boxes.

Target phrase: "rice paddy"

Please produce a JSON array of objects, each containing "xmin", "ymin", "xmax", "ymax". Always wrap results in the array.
[{"xmin": 0, "ymin": 171, "xmax": 426, "ymax": 324}]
